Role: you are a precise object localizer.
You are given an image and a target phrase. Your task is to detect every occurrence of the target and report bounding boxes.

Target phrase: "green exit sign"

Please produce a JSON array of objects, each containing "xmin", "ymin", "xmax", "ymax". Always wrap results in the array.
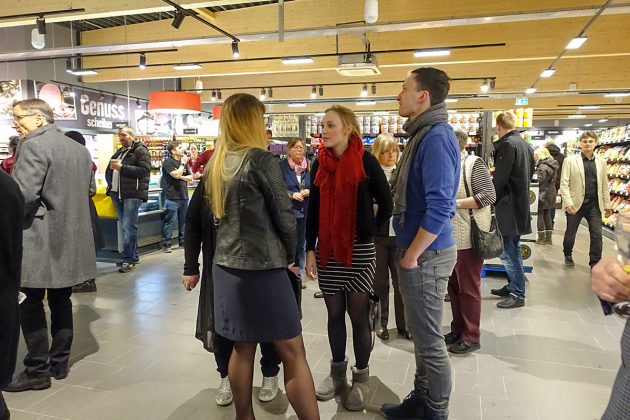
[{"xmin": 515, "ymin": 97, "xmax": 529, "ymax": 105}]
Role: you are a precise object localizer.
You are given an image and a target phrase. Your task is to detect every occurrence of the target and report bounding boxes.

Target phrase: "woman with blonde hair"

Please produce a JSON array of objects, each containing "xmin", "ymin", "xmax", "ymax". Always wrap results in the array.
[
  {"xmin": 305, "ymin": 105, "xmax": 392, "ymax": 411},
  {"xmin": 184, "ymin": 93, "xmax": 318, "ymax": 420},
  {"xmin": 371, "ymin": 133, "xmax": 408, "ymax": 340},
  {"xmin": 534, "ymin": 146, "xmax": 559, "ymax": 244}
]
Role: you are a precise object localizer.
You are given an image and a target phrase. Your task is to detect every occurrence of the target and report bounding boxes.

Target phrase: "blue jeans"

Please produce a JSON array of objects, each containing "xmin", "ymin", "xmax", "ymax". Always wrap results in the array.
[
  {"xmin": 397, "ymin": 246, "xmax": 457, "ymax": 418},
  {"xmin": 500, "ymin": 235, "xmax": 526, "ymax": 298},
  {"xmin": 295, "ymin": 217, "xmax": 306, "ymax": 269},
  {"xmin": 111, "ymin": 195, "xmax": 141, "ymax": 264},
  {"xmin": 162, "ymin": 199, "xmax": 189, "ymax": 247}
]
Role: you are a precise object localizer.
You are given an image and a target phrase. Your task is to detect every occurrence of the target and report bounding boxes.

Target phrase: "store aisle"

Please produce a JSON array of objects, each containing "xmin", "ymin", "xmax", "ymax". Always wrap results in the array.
[{"xmin": 5, "ymin": 217, "xmax": 625, "ymax": 420}]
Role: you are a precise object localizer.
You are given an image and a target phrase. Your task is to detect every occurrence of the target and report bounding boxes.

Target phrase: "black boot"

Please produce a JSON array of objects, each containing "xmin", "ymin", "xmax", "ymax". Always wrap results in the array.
[
  {"xmin": 72, "ymin": 279, "xmax": 96, "ymax": 293},
  {"xmin": 380, "ymin": 389, "xmax": 425, "ymax": 419},
  {"xmin": 3, "ymin": 371, "xmax": 51, "ymax": 392}
]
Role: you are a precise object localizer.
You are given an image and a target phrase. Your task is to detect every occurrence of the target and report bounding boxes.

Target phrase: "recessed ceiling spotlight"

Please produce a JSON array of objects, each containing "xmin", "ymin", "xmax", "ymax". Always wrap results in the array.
[
  {"xmin": 540, "ymin": 69, "xmax": 556, "ymax": 78},
  {"xmin": 566, "ymin": 36, "xmax": 587, "ymax": 50},
  {"xmin": 361, "ymin": 84, "xmax": 368, "ymax": 97},
  {"xmin": 525, "ymin": 87, "xmax": 537, "ymax": 94},
  {"xmin": 480, "ymin": 80, "xmax": 489, "ymax": 93},
  {"xmin": 231, "ymin": 41, "xmax": 240, "ymax": 58},
  {"xmin": 311, "ymin": 86, "xmax": 317, "ymax": 99}
]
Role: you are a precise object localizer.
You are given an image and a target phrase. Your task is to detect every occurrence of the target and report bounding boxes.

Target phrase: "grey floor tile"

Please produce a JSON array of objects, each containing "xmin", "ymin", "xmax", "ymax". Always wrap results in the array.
[{"xmin": 26, "ymin": 386, "xmax": 104, "ymax": 419}]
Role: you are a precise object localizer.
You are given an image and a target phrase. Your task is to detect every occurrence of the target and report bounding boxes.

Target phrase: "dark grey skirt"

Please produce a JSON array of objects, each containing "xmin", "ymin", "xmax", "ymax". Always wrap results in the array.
[{"xmin": 213, "ymin": 264, "xmax": 302, "ymax": 343}]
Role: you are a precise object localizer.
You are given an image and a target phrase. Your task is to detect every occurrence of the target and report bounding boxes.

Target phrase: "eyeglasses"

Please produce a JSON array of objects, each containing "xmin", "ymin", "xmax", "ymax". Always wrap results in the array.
[{"xmin": 12, "ymin": 113, "xmax": 38, "ymax": 122}]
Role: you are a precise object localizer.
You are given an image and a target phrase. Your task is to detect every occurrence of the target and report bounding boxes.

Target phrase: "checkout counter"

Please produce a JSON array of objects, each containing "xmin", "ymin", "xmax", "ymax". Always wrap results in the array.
[{"xmin": 93, "ymin": 175, "xmax": 198, "ymax": 262}]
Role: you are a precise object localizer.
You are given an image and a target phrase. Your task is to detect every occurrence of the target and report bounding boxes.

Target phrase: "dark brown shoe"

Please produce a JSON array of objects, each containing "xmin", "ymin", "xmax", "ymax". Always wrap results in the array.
[
  {"xmin": 448, "ymin": 340, "xmax": 480, "ymax": 354},
  {"xmin": 490, "ymin": 285, "xmax": 510, "ymax": 297},
  {"xmin": 377, "ymin": 329, "xmax": 389, "ymax": 340}
]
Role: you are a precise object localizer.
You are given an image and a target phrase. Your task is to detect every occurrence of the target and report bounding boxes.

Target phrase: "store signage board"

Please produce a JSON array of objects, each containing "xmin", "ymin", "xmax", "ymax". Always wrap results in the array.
[
  {"xmin": 545, "ymin": 129, "xmax": 562, "ymax": 135},
  {"xmin": 113, "ymin": 121, "xmax": 130, "ymax": 129},
  {"xmin": 515, "ymin": 97, "xmax": 529, "ymax": 106},
  {"xmin": 183, "ymin": 128, "xmax": 198, "ymax": 135}
]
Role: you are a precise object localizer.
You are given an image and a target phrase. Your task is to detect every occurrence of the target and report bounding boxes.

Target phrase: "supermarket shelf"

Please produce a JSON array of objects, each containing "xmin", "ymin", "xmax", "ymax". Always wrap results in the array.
[
  {"xmin": 608, "ymin": 174, "xmax": 630, "ymax": 180},
  {"xmin": 611, "ymin": 190, "xmax": 630, "ymax": 197},
  {"xmin": 607, "ymin": 158, "xmax": 630, "ymax": 163},
  {"xmin": 597, "ymin": 138, "xmax": 630, "ymax": 147}
]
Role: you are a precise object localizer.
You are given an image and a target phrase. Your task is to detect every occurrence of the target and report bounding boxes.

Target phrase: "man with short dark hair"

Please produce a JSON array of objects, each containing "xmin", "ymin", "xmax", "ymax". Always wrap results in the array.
[
  {"xmin": 161, "ymin": 141, "xmax": 193, "ymax": 253},
  {"xmin": 381, "ymin": 67, "xmax": 460, "ymax": 420},
  {"xmin": 490, "ymin": 111, "xmax": 535, "ymax": 309},
  {"xmin": 560, "ymin": 131, "xmax": 611, "ymax": 267},
  {"xmin": 5, "ymin": 98, "xmax": 96, "ymax": 392},
  {"xmin": 105, "ymin": 126, "xmax": 151, "ymax": 273}
]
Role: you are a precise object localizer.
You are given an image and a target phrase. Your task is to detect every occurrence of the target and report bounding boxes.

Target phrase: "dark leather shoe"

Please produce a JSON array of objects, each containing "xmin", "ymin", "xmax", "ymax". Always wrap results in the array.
[
  {"xmin": 490, "ymin": 285, "xmax": 510, "ymax": 297},
  {"xmin": 314, "ymin": 291, "xmax": 324, "ymax": 299},
  {"xmin": 72, "ymin": 279, "xmax": 96, "ymax": 293},
  {"xmin": 397, "ymin": 328, "xmax": 412, "ymax": 340},
  {"xmin": 444, "ymin": 294, "xmax": 451, "ymax": 302},
  {"xmin": 444, "ymin": 331, "xmax": 460, "ymax": 345},
  {"xmin": 565, "ymin": 255, "xmax": 575, "ymax": 266},
  {"xmin": 377, "ymin": 329, "xmax": 390, "ymax": 340},
  {"xmin": 448, "ymin": 340, "xmax": 480, "ymax": 354},
  {"xmin": 381, "ymin": 389, "xmax": 425, "ymax": 419},
  {"xmin": 51, "ymin": 365, "xmax": 69, "ymax": 380},
  {"xmin": 3, "ymin": 372, "xmax": 51, "ymax": 392},
  {"xmin": 497, "ymin": 294, "xmax": 525, "ymax": 309}
]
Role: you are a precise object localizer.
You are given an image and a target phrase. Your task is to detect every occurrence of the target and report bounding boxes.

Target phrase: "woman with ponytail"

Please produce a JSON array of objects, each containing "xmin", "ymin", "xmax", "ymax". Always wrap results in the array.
[{"xmin": 305, "ymin": 105, "xmax": 392, "ymax": 411}]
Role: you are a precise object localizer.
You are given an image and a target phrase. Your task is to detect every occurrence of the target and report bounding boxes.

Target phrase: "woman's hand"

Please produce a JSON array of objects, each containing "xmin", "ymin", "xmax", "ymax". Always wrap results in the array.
[
  {"xmin": 292, "ymin": 192, "xmax": 304, "ymax": 202},
  {"xmin": 300, "ymin": 189, "xmax": 310, "ymax": 198},
  {"xmin": 288, "ymin": 264, "xmax": 300, "ymax": 275},
  {"xmin": 305, "ymin": 251, "xmax": 318, "ymax": 280},
  {"xmin": 182, "ymin": 274, "xmax": 200, "ymax": 291}
]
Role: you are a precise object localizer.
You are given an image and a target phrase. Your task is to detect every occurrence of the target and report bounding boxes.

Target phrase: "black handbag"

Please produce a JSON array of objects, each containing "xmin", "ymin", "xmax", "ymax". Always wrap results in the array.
[
  {"xmin": 463, "ymin": 156, "xmax": 504, "ymax": 260},
  {"xmin": 367, "ymin": 293, "xmax": 379, "ymax": 350}
]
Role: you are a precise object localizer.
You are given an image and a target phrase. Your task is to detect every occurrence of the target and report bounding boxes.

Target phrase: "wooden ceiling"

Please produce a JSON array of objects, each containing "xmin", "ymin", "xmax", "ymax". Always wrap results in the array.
[{"xmin": 4, "ymin": 0, "xmax": 630, "ymax": 122}]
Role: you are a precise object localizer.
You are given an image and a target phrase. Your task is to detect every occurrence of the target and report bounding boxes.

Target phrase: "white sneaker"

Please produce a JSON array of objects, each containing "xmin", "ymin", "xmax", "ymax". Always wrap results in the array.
[
  {"xmin": 259, "ymin": 376, "xmax": 279, "ymax": 402},
  {"xmin": 215, "ymin": 377, "xmax": 233, "ymax": 406}
]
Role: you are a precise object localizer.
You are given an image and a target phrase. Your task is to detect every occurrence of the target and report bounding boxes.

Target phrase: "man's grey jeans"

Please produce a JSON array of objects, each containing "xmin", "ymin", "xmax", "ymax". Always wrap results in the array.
[{"xmin": 397, "ymin": 246, "xmax": 457, "ymax": 417}]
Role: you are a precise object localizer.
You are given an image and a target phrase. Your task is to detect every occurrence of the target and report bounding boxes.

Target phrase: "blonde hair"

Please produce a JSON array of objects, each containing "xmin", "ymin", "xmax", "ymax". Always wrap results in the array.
[
  {"xmin": 372, "ymin": 133, "xmax": 399, "ymax": 161},
  {"xmin": 453, "ymin": 127, "xmax": 468, "ymax": 151},
  {"xmin": 324, "ymin": 105, "xmax": 361, "ymax": 139},
  {"xmin": 496, "ymin": 111, "xmax": 517, "ymax": 130},
  {"xmin": 118, "ymin": 125, "xmax": 136, "ymax": 138},
  {"xmin": 534, "ymin": 147, "xmax": 552, "ymax": 161},
  {"xmin": 205, "ymin": 93, "xmax": 267, "ymax": 218}
]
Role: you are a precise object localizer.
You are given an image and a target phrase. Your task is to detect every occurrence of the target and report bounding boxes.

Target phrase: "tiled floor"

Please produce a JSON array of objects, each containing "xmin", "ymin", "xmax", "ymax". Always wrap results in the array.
[{"xmin": 5, "ymin": 218, "xmax": 625, "ymax": 420}]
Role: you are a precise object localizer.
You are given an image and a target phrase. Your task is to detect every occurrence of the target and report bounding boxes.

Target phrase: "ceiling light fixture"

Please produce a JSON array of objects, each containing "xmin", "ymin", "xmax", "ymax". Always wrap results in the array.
[
  {"xmin": 361, "ymin": 84, "xmax": 368, "ymax": 97},
  {"xmin": 599, "ymin": 119, "xmax": 608, "ymax": 123},
  {"xmin": 364, "ymin": 0, "xmax": 378, "ymax": 24},
  {"xmin": 111, "ymin": 95, "xmax": 117, "ymax": 104},
  {"xmin": 136, "ymin": 98, "xmax": 141, "ymax": 108},
  {"xmin": 525, "ymin": 87, "xmax": 537, "ymax": 94},
  {"xmin": 98, "ymin": 93, "xmax": 105, "ymax": 101},
  {"xmin": 281, "ymin": 57, "xmax": 314, "ymax": 65},
  {"xmin": 540, "ymin": 68, "xmax": 556, "ymax": 78},
  {"xmin": 217, "ymin": 90, "xmax": 222, "ymax": 100},
  {"xmin": 413, "ymin": 49, "xmax": 451, "ymax": 58},
  {"xmin": 69, "ymin": 90, "xmax": 76, "ymax": 97},
  {"xmin": 579, "ymin": 105, "xmax": 600, "ymax": 110},
  {"xmin": 371, "ymin": 83, "xmax": 377, "ymax": 95},
  {"xmin": 448, "ymin": 109, "xmax": 458, "ymax": 113},
  {"xmin": 480, "ymin": 80, "xmax": 489, "ymax": 93},
  {"xmin": 70, "ymin": 69, "xmax": 99, "ymax": 76},
  {"xmin": 356, "ymin": 101, "xmax": 376, "ymax": 106},
  {"xmin": 584, "ymin": 123, "xmax": 593, "ymax": 127},
  {"xmin": 231, "ymin": 41, "xmax": 240, "ymax": 58},
  {"xmin": 568, "ymin": 114, "xmax": 587, "ymax": 119},
  {"xmin": 139, "ymin": 53, "xmax": 146, "ymax": 69},
  {"xmin": 566, "ymin": 36, "xmax": 588, "ymax": 50},
  {"xmin": 490, "ymin": 79, "xmax": 496, "ymax": 90},
  {"xmin": 288, "ymin": 103, "xmax": 307, "ymax": 107},
  {"xmin": 173, "ymin": 63, "xmax": 202, "ymax": 70},
  {"xmin": 260, "ymin": 88, "xmax": 266, "ymax": 101},
  {"xmin": 445, "ymin": 98, "xmax": 458, "ymax": 103},
  {"xmin": 66, "ymin": 58, "xmax": 73, "ymax": 73},
  {"xmin": 36, "ymin": 16, "xmax": 46, "ymax": 35},
  {"xmin": 318, "ymin": 85, "xmax": 324, "ymax": 96},
  {"xmin": 604, "ymin": 92, "xmax": 630, "ymax": 97},
  {"xmin": 268, "ymin": 87, "xmax": 273, "ymax": 98},
  {"xmin": 172, "ymin": 11, "xmax": 185, "ymax": 29},
  {"xmin": 211, "ymin": 91, "xmax": 217, "ymax": 101},
  {"xmin": 311, "ymin": 86, "xmax": 317, "ymax": 99}
]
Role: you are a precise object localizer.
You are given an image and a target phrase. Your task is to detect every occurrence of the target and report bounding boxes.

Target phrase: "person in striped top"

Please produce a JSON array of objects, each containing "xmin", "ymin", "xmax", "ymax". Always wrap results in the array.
[{"xmin": 445, "ymin": 128, "xmax": 496, "ymax": 354}]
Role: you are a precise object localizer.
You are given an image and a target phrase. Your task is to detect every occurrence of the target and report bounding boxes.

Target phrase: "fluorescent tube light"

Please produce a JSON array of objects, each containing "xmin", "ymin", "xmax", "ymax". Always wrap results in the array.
[
  {"xmin": 540, "ymin": 69, "xmax": 556, "ymax": 78},
  {"xmin": 288, "ymin": 103, "xmax": 306, "ymax": 107},
  {"xmin": 604, "ymin": 93, "xmax": 630, "ymax": 97},
  {"xmin": 568, "ymin": 115, "xmax": 587, "ymax": 119},
  {"xmin": 281, "ymin": 57, "xmax": 314, "ymax": 65},
  {"xmin": 414, "ymin": 49, "xmax": 451, "ymax": 58},
  {"xmin": 579, "ymin": 105, "xmax": 600, "ymax": 110},
  {"xmin": 445, "ymin": 98, "xmax": 458, "ymax": 103},
  {"xmin": 173, "ymin": 64, "xmax": 202, "ymax": 70},
  {"xmin": 356, "ymin": 101, "xmax": 376, "ymax": 106},
  {"xmin": 70, "ymin": 69, "xmax": 99, "ymax": 76},
  {"xmin": 584, "ymin": 123, "xmax": 593, "ymax": 127},
  {"xmin": 566, "ymin": 37, "xmax": 587, "ymax": 50},
  {"xmin": 525, "ymin": 88, "xmax": 537, "ymax": 94},
  {"xmin": 599, "ymin": 119, "xmax": 608, "ymax": 123}
]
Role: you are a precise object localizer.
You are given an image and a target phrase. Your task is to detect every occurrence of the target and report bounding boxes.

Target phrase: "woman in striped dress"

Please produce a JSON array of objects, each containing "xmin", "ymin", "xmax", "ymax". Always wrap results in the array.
[
  {"xmin": 445, "ymin": 128, "xmax": 496, "ymax": 354},
  {"xmin": 305, "ymin": 105, "xmax": 393, "ymax": 411}
]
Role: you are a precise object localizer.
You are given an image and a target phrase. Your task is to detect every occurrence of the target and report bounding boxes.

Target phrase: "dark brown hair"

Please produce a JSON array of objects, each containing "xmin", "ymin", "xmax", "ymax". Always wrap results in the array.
[
  {"xmin": 410, "ymin": 67, "xmax": 451, "ymax": 105},
  {"xmin": 167, "ymin": 141, "xmax": 180, "ymax": 154},
  {"xmin": 579, "ymin": 131, "xmax": 598, "ymax": 142}
]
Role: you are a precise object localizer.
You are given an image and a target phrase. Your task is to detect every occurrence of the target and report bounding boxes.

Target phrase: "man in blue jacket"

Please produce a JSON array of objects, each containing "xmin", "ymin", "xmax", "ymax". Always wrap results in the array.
[{"xmin": 381, "ymin": 67, "xmax": 460, "ymax": 420}]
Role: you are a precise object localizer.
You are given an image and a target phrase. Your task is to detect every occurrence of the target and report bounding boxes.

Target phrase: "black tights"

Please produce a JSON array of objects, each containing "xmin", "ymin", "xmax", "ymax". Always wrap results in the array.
[{"xmin": 324, "ymin": 290, "xmax": 371, "ymax": 369}]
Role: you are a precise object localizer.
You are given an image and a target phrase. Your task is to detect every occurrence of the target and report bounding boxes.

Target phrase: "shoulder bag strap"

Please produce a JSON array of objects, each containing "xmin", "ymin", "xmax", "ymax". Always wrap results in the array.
[{"xmin": 462, "ymin": 155, "xmax": 474, "ymax": 219}]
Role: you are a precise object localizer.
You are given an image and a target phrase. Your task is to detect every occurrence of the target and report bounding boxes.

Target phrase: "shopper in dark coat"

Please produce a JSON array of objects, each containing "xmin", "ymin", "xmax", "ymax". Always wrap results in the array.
[
  {"xmin": 544, "ymin": 141, "xmax": 565, "ymax": 224},
  {"xmin": 0, "ymin": 171, "xmax": 24, "ymax": 418},
  {"xmin": 534, "ymin": 148, "xmax": 559, "ymax": 245},
  {"xmin": 490, "ymin": 111, "xmax": 534, "ymax": 309}
]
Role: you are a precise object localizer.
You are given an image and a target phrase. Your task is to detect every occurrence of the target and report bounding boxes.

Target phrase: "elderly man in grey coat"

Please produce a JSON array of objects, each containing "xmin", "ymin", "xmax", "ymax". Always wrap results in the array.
[{"xmin": 4, "ymin": 99, "xmax": 96, "ymax": 392}]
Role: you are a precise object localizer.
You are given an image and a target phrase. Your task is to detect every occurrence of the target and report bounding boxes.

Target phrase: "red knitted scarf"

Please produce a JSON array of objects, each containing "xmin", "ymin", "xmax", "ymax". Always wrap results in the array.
[{"xmin": 315, "ymin": 134, "xmax": 366, "ymax": 268}]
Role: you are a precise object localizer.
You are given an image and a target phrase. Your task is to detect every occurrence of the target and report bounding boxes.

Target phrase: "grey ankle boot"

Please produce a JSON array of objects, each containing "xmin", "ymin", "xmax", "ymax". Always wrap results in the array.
[
  {"xmin": 535, "ymin": 231, "xmax": 546, "ymax": 244},
  {"xmin": 316, "ymin": 359, "xmax": 348, "ymax": 401},
  {"xmin": 344, "ymin": 365, "xmax": 369, "ymax": 411},
  {"xmin": 545, "ymin": 230, "xmax": 553, "ymax": 245}
]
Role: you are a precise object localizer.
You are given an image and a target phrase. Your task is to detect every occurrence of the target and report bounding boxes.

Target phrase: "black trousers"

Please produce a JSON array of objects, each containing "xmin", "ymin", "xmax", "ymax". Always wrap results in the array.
[
  {"xmin": 374, "ymin": 235, "xmax": 406, "ymax": 331},
  {"xmin": 562, "ymin": 200, "xmax": 603, "ymax": 266},
  {"xmin": 20, "ymin": 287, "xmax": 73, "ymax": 378},
  {"xmin": 213, "ymin": 333, "xmax": 281, "ymax": 378}
]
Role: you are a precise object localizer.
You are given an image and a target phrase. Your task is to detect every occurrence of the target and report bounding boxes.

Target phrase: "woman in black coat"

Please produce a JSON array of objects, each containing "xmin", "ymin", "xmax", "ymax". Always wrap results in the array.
[
  {"xmin": 534, "ymin": 147, "xmax": 559, "ymax": 245},
  {"xmin": 0, "ymin": 171, "xmax": 25, "ymax": 419}
]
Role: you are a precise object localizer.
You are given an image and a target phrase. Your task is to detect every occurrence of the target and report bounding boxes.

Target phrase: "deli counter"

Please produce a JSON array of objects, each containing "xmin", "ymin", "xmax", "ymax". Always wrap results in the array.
[{"xmin": 93, "ymin": 176, "xmax": 198, "ymax": 262}]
